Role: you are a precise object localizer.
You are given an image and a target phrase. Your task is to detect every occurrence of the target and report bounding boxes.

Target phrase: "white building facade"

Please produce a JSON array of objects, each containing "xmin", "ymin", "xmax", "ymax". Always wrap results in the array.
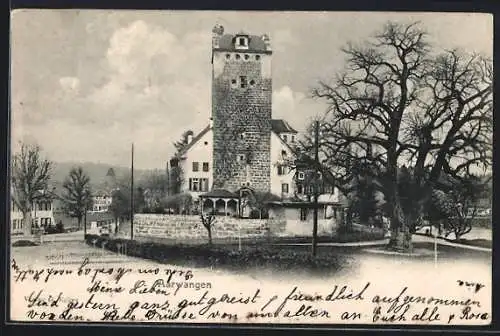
[{"xmin": 175, "ymin": 119, "xmax": 299, "ymax": 199}]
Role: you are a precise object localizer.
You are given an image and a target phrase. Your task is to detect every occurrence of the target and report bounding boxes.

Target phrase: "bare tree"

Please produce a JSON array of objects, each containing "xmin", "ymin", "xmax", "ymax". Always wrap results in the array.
[
  {"xmin": 11, "ymin": 143, "xmax": 53, "ymax": 236},
  {"xmin": 61, "ymin": 167, "xmax": 93, "ymax": 229},
  {"xmin": 200, "ymin": 213, "xmax": 216, "ymax": 246},
  {"xmin": 309, "ymin": 21, "xmax": 492, "ymax": 252}
]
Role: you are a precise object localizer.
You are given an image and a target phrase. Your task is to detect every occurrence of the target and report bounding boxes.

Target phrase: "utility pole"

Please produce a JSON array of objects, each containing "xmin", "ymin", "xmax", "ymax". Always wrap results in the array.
[
  {"xmin": 312, "ymin": 120, "xmax": 320, "ymax": 257},
  {"xmin": 130, "ymin": 143, "xmax": 134, "ymax": 241},
  {"xmin": 84, "ymin": 206, "xmax": 87, "ymax": 237},
  {"xmin": 166, "ymin": 160, "xmax": 170, "ymax": 197}
]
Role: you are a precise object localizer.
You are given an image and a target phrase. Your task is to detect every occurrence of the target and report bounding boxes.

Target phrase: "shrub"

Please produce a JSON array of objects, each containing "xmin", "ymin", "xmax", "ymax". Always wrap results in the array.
[
  {"xmin": 12, "ymin": 240, "xmax": 38, "ymax": 247},
  {"xmin": 83, "ymin": 234, "xmax": 345, "ymax": 274}
]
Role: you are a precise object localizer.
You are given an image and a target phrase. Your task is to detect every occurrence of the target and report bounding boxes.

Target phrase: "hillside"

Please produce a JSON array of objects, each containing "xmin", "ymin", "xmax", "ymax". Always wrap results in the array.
[{"xmin": 49, "ymin": 161, "xmax": 156, "ymax": 193}]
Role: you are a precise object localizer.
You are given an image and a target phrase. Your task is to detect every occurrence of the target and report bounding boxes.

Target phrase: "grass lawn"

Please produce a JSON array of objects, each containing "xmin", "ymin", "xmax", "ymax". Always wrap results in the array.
[
  {"xmin": 84, "ymin": 234, "xmax": 352, "ymax": 276},
  {"xmin": 449, "ymin": 238, "xmax": 492, "ymax": 249}
]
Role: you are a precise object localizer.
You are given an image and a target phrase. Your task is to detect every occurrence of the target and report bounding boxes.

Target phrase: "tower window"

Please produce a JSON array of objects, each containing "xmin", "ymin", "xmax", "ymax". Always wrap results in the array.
[
  {"xmin": 237, "ymin": 37, "xmax": 248, "ymax": 47},
  {"xmin": 235, "ymin": 54, "xmax": 241, "ymax": 60},
  {"xmin": 226, "ymin": 53, "xmax": 231, "ymax": 60},
  {"xmin": 240, "ymin": 76, "xmax": 247, "ymax": 88},
  {"xmin": 255, "ymin": 55, "xmax": 261, "ymax": 61},
  {"xmin": 244, "ymin": 54, "xmax": 250, "ymax": 60}
]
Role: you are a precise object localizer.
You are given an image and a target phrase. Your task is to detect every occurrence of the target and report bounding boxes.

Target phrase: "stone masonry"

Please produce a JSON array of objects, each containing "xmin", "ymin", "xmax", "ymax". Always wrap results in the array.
[
  {"xmin": 134, "ymin": 214, "xmax": 286, "ymax": 240},
  {"xmin": 211, "ymin": 26, "xmax": 272, "ymax": 193}
]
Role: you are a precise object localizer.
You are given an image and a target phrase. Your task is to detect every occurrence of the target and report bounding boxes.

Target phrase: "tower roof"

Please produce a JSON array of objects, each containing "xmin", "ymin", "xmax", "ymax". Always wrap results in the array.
[{"xmin": 215, "ymin": 34, "xmax": 270, "ymax": 54}]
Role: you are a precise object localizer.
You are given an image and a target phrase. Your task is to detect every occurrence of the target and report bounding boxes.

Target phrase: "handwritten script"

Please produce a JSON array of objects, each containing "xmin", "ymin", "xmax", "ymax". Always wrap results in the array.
[{"xmin": 10, "ymin": 258, "xmax": 490, "ymax": 324}]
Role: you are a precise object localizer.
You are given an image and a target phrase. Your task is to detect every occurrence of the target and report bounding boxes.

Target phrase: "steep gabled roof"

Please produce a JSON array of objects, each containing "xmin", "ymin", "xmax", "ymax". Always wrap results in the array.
[
  {"xmin": 177, "ymin": 125, "xmax": 212, "ymax": 157},
  {"xmin": 271, "ymin": 119, "xmax": 298, "ymax": 134},
  {"xmin": 175, "ymin": 119, "xmax": 299, "ymax": 158}
]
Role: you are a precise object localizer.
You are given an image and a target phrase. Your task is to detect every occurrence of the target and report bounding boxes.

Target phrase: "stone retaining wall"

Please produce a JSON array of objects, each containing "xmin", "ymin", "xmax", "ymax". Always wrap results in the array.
[{"xmin": 134, "ymin": 214, "xmax": 286, "ymax": 240}]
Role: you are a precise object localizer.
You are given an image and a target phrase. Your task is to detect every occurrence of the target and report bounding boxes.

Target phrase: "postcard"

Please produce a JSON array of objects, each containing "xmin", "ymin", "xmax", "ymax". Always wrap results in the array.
[{"xmin": 9, "ymin": 10, "xmax": 493, "ymax": 326}]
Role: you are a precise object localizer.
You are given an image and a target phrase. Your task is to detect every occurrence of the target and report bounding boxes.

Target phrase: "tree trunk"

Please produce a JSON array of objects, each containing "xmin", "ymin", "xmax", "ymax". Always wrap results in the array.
[
  {"xmin": 208, "ymin": 227, "xmax": 212, "ymax": 246},
  {"xmin": 23, "ymin": 211, "xmax": 32, "ymax": 236},
  {"xmin": 388, "ymin": 200, "xmax": 413, "ymax": 253}
]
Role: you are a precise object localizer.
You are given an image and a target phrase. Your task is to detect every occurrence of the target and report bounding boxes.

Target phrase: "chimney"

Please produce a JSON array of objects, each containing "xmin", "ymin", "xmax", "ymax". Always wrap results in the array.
[
  {"xmin": 212, "ymin": 24, "xmax": 224, "ymax": 49},
  {"xmin": 186, "ymin": 133, "xmax": 193, "ymax": 144},
  {"xmin": 261, "ymin": 34, "xmax": 271, "ymax": 51}
]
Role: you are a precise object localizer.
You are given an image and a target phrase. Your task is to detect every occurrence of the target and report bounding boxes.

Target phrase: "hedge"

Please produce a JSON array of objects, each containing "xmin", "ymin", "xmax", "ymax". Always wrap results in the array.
[{"xmin": 84, "ymin": 234, "xmax": 346, "ymax": 274}]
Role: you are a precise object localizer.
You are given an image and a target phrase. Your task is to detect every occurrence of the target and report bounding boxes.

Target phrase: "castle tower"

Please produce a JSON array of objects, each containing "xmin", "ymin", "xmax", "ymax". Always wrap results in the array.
[{"xmin": 211, "ymin": 25, "xmax": 272, "ymax": 193}]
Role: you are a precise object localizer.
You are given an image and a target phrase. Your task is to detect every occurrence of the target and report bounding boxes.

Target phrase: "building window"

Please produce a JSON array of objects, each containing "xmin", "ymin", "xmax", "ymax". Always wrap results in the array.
[
  {"xmin": 237, "ymin": 37, "xmax": 248, "ymax": 47},
  {"xmin": 189, "ymin": 178, "xmax": 199, "ymax": 191},
  {"xmin": 203, "ymin": 162, "xmax": 209, "ymax": 172},
  {"xmin": 237, "ymin": 154, "xmax": 246, "ymax": 162},
  {"xmin": 192, "ymin": 162, "xmax": 199, "ymax": 172},
  {"xmin": 231, "ymin": 79, "xmax": 237, "ymax": 88},
  {"xmin": 282, "ymin": 183, "xmax": 289, "ymax": 194},
  {"xmin": 240, "ymin": 76, "xmax": 247, "ymax": 88},
  {"xmin": 255, "ymin": 55, "xmax": 261, "ymax": 61},
  {"xmin": 240, "ymin": 132, "xmax": 245, "ymax": 140},
  {"xmin": 283, "ymin": 135, "xmax": 288, "ymax": 142},
  {"xmin": 249, "ymin": 79, "xmax": 256, "ymax": 87},
  {"xmin": 189, "ymin": 178, "xmax": 209, "ymax": 192},
  {"xmin": 244, "ymin": 54, "xmax": 250, "ymax": 60},
  {"xmin": 226, "ymin": 53, "xmax": 231, "ymax": 60},
  {"xmin": 297, "ymin": 184, "xmax": 303, "ymax": 194},
  {"xmin": 300, "ymin": 208, "xmax": 308, "ymax": 221},
  {"xmin": 291, "ymin": 135, "xmax": 295, "ymax": 143},
  {"xmin": 277, "ymin": 165, "xmax": 286, "ymax": 175},
  {"xmin": 235, "ymin": 54, "xmax": 241, "ymax": 60},
  {"xmin": 202, "ymin": 178, "xmax": 209, "ymax": 191},
  {"xmin": 298, "ymin": 172, "xmax": 305, "ymax": 180}
]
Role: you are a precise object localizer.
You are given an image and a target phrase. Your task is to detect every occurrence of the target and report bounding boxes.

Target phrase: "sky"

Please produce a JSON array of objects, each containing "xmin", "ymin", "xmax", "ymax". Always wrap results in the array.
[{"xmin": 10, "ymin": 10, "xmax": 493, "ymax": 169}]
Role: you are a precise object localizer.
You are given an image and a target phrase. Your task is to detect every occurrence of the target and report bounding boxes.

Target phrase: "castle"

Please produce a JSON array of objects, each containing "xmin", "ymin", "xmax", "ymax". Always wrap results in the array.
[{"xmin": 171, "ymin": 25, "xmax": 340, "ymax": 218}]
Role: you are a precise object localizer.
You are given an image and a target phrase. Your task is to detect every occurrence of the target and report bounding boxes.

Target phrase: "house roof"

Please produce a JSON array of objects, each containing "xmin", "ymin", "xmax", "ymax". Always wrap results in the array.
[
  {"xmin": 199, "ymin": 189, "xmax": 238, "ymax": 199},
  {"xmin": 271, "ymin": 119, "xmax": 298, "ymax": 134},
  {"xmin": 215, "ymin": 34, "xmax": 270, "ymax": 54},
  {"xmin": 175, "ymin": 119, "xmax": 298, "ymax": 158},
  {"xmin": 177, "ymin": 124, "xmax": 212, "ymax": 156}
]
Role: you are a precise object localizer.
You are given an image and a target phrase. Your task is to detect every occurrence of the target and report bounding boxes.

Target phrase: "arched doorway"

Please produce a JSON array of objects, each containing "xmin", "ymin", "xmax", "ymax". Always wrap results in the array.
[{"xmin": 237, "ymin": 187, "xmax": 255, "ymax": 218}]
